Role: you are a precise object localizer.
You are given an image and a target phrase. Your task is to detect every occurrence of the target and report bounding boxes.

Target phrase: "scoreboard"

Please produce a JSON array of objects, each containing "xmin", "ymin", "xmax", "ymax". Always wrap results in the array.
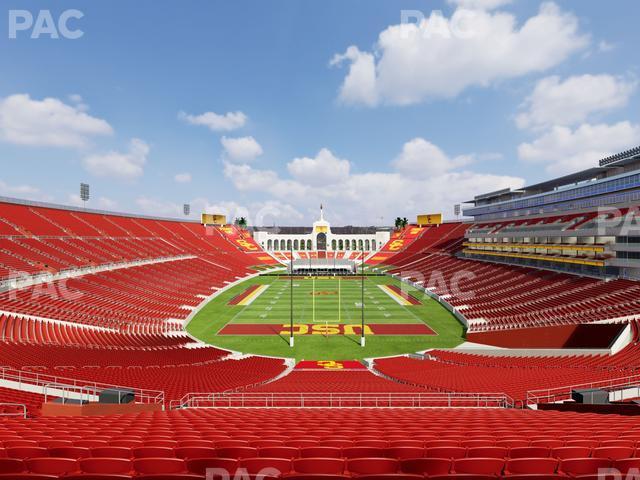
[{"xmin": 417, "ymin": 213, "xmax": 442, "ymax": 226}]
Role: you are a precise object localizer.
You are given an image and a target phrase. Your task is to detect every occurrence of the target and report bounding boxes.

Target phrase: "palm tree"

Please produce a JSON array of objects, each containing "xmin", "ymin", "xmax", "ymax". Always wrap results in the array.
[
  {"xmin": 237, "ymin": 217, "xmax": 248, "ymax": 229},
  {"xmin": 402, "ymin": 217, "xmax": 409, "ymax": 229},
  {"xmin": 394, "ymin": 217, "xmax": 403, "ymax": 230}
]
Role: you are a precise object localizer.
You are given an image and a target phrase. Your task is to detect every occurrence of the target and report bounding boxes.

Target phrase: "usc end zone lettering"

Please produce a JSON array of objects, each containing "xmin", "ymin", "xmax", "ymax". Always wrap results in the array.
[{"xmin": 279, "ymin": 324, "xmax": 374, "ymax": 336}]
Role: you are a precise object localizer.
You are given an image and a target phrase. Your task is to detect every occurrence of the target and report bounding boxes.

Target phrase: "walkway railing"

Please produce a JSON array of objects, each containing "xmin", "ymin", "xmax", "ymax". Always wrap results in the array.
[
  {"xmin": 0, "ymin": 403, "xmax": 26, "ymax": 418},
  {"xmin": 170, "ymin": 391, "xmax": 515, "ymax": 409},
  {"xmin": 526, "ymin": 373, "xmax": 640, "ymax": 406},
  {"xmin": 0, "ymin": 367, "xmax": 164, "ymax": 407}
]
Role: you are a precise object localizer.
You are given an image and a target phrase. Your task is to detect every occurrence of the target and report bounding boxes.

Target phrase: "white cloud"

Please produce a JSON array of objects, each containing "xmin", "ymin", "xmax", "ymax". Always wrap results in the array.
[
  {"xmin": 134, "ymin": 195, "xmax": 304, "ymax": 225},
  {"xmin": 221, "ymin": 136, "xmax": 263, "ymax": 162},
  {"xmin": 0, "ymin": 94, "xmax": 113, "ymax": 147},
  {"xmin": 287, "ymin": 148, "xmax": 351, "ymax": 186},
  {"xmin": 0, "ymin": 180, "xmax": 40, "ymax": 198},
  {"xmin": 392, "ymin": 138, "xmax": 473, "ymax": 178},
  {"xmin": 68, "ymin": 194, "xmax": 117, "ymax": 209},
  {"xmin": 83, "ymin": 138, "xmax": 149, "ymax": 180},
  {"xmin": 598, "ymin": 40, "xmax": 615, "ymax": 52},
  {"xmin": 518, "ymin": 122, "xmax": 640, "ymax": 175},
  {"xmin": 330, "ymin": 47, "xmax": 378, "ymax": 107},
  {"xmin": 174, "ymin": 172, "xmax": 192, "ymax": 183},
  {"xmin": 97, "ymin": 197, "xmax": 117, "ymax": 209},
  {"xmin": 178, "ymin": 110, "xmax": 247, "ymax": 132},
  {"xmin": 447, "ymin": 0, "xmax": 512, "ymax": 9},
  {"xmin": 67, "ymin": 194, "xmax": 84, "ymax": 207},
  {"xmin": 516, "ymin": 74, "xmax": 637, "ymax": 130},
  {"xmin": 136, "ymin": 196, "xmax": 184, "ymax": 217},
  {"xmin": 332, "ymin": 2, "xmax": 588, "ymax": 106},
  {"xmin": 224, "ymin": 139, "xmax": 523, "ymax": 224}
]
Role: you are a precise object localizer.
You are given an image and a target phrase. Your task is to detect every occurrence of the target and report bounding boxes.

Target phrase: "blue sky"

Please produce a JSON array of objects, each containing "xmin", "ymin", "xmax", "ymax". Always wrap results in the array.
[{"xmin": 0, "ymin": 0, "xmax": 639, "ymax": 225}]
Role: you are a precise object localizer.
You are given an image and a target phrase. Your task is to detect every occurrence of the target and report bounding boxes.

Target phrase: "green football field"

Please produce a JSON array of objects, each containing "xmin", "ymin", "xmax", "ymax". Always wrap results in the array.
[{"xmin": 187, "ymin": 275, "xmax": 465, "ymax": 361}]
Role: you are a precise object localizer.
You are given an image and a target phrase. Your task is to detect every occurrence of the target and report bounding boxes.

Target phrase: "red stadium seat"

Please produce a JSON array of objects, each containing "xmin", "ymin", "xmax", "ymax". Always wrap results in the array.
[
  {"xmin": 508, "ymin": 447, "xmax": 551, "ymax": 459},
  {"xmin": 79, "ymin": 458, "xmax": 133, "ymax": 475},
  {"xmin": 592, "ymin": 446, "xmax": 635, "ymax": 460},
  {"xmin": 453, "ymin": 457, "xmax": 505, "ymax": 475},
  {"xmin": 466, "ymin": 446, "xmax": 508, "ymax": 458},
  {"xmin": 300, "ymin": 447, "xmax": 341, "ymax": 459},
  {"xmin": 558, "ymin": 458, "xmax": 611, "ymax": 476},
  {"xmin": 47, "ymin": 447, "xmax": 91, "ymax": 459},
  {"xmin": 292, "ymin": 458, "xmax": 345, "ymax": 474},
  {"xmin": 133, "ymin": 458, "xmax": 186, "ymax": 474},
  {"xmin": 90, "ymin": 448, "xmax": 132, "ymax": 459},
  {"xmin": 342, "ymin": 447, "xmax": 386, "ymax": 459},
  {"xmin": 345, "ymin": 458, "xmax": 399, "ymax": 475},
  {"xmin": 6, "ymin": 448, "xmax": 48, "ymax": 460},
  {"xmin": 504, "ymin": 458, "xmax": 558, "ymax": 474},
  {"xmin": 426, "ymin": 447, "xmax": 467, "ymax": 459},
  {"xmin": 384, "ymin": 447, "xmax": 424, "ymax": 459},
  {"xmin": 132, "ymin": 447, "xmax": 176, "ymax": 459},
  {"xmin": 239, "ymin": 457, "xmax": 292, "ymax": 475},
  {"xmin": 552, "ymin": 446, "xmax": 592, "ymax": 459},
  {"xmin": 0, "ymin": 458, "xmax": 26, "ymax": 473},
  {"xmin": 216, "ymin": 447, "xmax": 259, "ymax": 459},
  {"xmin": 24, "ymin": 458, "xmax": 79, "ymax": 475},
  {"xmin": 185, "ymin": 458, "xmax": 238, "ymax": 476},
  {"xmin": 400, "ymin": 457, "xmax": 452, "ymax": 475}
]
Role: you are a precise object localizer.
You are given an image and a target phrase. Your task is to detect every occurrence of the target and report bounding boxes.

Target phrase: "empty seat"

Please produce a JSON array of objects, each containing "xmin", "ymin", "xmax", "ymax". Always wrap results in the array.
[
  {"xmin": 25, "ymin": 458, "xmax": 79, "ymax": 475},
  {"xmin": 453, "ymin": 457, "xmax": 505, "ymax": 475},
  {"xmin": 505, "ymin": 458, "xmax": 558, "ymax": 475},
  {"xmin": 186, "ymin": 458, "xmax": 238, "ymax": 476},
  {"xmin": 558, "ymin": 458, "xmax": 611, "ymax": 476},
  {"xmin": 509, "ymin": 447, "xmax": 551, "ymax": 459},
  {"xmin": 400, "ymin": 458, "xmax": 452, "ymax": 475},
  {"xmin": 292, "ymin": 458, "xmax": 345, "ymax": 474},
  {"xmin": 79, "ymin": 458, "xmax": 133, "ymax": 474},
  {"xmin": 48, "ymin": 447, "xmax": 91, "ymax": 459},
  {"xmin": 346, "ymin": 458, "xmax": 399, "ymax": 475},
  {"xmin": 133, "ymin": 458, "xmax": 186, "ymax": 475},
  {"xmin": 299, "ymin": 447, "xmax": 341, "ymax": 459},
  {"xmin": 426, "ymin": 447, "xmax": 466, "ymax": 459}
]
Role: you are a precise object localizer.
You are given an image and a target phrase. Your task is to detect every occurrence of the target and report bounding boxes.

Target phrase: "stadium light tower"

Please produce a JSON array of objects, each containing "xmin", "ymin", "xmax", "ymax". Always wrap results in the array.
[{"xmin": 80, "ymin": 183, "xmax": 90, "ymax": 208}]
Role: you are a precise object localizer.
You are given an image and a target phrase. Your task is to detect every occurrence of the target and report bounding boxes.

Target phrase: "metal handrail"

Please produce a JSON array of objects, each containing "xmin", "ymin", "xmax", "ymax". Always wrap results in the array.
[
  {"xmin": 170, "ymin": 391, "xmax": 515, "ymax": 409},
  {"xmin": 0, "ymin": 366, "xmax": 164, "ymax": 406},
  {"xmin": 526, "ymin": 373, "xmax": 640, "ymax": 406},
  {"xmin": 0, "ymin": 403, "xmax": 26, "ymax": 418}
]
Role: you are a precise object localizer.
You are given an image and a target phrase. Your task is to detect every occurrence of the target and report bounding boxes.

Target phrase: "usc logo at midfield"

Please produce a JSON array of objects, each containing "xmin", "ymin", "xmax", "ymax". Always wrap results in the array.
[{"xmin": 317, "ymin": 361, "xmax": 344, "ymax": 370}]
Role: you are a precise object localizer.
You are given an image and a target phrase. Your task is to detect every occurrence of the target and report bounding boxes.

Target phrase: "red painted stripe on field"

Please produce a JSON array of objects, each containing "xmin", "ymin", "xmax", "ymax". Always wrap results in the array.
[
  {"xmin": 218, "ymin": 323, "xmax": 435, "ymax": 335},
  {"xmin": 386, "ymin": 285, "xmax": 422, "ymax": 305},
  {"xmin": 228, "ymin": 285, "xmax": 260, "ymax": 305}
]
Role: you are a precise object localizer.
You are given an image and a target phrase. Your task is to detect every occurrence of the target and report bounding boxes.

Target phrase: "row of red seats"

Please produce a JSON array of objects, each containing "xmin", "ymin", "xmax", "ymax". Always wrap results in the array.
[
  {"xmin": 249, "ymin": 370, "xmax": 421, "ymax": 393},
  {"xmin": 0, "ymin": 454, "xmax": 633, "ymax": 478},
  {"xmin": 1, "ymin": 443, "xmax": 636, "ymax": 461}
]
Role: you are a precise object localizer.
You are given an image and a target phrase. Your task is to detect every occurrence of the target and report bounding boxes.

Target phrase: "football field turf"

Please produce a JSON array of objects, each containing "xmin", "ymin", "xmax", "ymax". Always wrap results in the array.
[{"xmin": 187, "ymin": 275, "xmax": 465, "ymax": 360}]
